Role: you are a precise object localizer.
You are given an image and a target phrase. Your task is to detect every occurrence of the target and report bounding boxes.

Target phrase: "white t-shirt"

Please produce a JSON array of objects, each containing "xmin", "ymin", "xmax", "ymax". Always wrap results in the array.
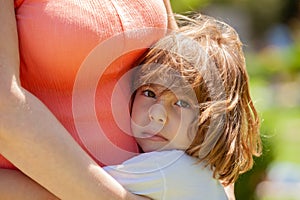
[{"xmin": 104, "ymin": 150, "xmax": 227, "ymax": 200}]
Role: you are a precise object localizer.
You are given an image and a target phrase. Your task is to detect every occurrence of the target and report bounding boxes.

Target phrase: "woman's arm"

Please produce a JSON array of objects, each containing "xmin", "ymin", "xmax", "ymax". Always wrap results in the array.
[
  {"xmin": 0, "ymin": 1, "xmax": 148, "ymax": 199},
  {"xmin": 0, "ymin": 2, "xmax": 50, "ymax": 198},
  {"xmin": 0, "ymin": 169, "xmax": 59, "ymax": 200}
]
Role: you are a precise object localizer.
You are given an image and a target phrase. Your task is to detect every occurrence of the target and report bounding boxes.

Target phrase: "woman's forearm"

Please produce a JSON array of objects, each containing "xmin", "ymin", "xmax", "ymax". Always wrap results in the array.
[
  {"xmin": 0, "ymin": 0, "xmax": 19, "ymax": 77},
  {"xmin": 0, "ymin": 169, "xmax": 59, "ymax": 200}
]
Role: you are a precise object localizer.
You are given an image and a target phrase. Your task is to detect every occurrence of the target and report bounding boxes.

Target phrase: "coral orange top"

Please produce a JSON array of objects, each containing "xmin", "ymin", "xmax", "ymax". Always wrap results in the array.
[{"xmin": 0, "ymin": 0, "xmax": 167, "ymax": 169}]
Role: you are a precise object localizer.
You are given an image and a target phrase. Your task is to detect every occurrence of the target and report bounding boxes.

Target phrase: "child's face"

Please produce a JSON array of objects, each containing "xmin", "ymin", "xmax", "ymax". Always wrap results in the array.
[{"xmin": 131, "ymin": 84, "xmax": 198, "ymax": 152}]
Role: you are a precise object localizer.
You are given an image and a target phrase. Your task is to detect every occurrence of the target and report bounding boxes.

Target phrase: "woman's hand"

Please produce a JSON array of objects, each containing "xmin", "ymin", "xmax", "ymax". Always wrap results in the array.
[{"xmin": 162, "ymin": 0, "xmax": 178, "ymax": 30}]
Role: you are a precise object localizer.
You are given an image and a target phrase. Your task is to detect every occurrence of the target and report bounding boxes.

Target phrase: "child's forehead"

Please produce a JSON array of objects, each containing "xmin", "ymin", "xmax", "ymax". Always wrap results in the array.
[{"xmin": 136, "ymin": 65, "xmax": 190, "ymax": 87}]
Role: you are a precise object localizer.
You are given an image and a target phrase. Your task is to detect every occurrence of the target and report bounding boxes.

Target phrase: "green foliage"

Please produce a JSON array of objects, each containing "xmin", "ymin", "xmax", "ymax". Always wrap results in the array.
[
  {"xmin": 235, "ymin": 139, "xmax": 275, "ymax": 200},
  {"xmin": 170, "ymin": 0, "xmax": 209, "ymax": 13},
  {"xmin": 169, "ymin": 1, "xmax": 300, "ymax": 199},
  {"xmin": 246, "ymin": 43, "xmax": 300, "ymax": 81},
  {"xmin": 236, "ymin": 42, "xmax": 300, "ymax": 199}
]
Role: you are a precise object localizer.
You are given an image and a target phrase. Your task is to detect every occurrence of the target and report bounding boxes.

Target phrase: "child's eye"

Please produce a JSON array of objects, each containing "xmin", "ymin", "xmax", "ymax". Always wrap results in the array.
[
  {"xmin": 142, "ymin": 89, "xmax": 156, "ymax": 98},
  {"xmin": 175, "ymin": 100, "xmax": 190, "ymax": 108}
]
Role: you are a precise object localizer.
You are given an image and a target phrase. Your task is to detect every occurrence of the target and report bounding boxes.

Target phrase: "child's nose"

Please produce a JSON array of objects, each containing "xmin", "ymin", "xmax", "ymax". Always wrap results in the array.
[{"xmin": 148, "ymin": 104, "xmax": 167, "ymax": 124}]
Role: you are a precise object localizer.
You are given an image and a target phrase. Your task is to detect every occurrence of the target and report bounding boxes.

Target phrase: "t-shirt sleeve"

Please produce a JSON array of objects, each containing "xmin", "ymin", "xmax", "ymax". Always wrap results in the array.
[
  {"xmin": 104, "ymin": 150, "xmax": 227, "ymax": 200},
  {"xmin": 103, "ymin": 151, "xmax": 172, "ymax": 199}
]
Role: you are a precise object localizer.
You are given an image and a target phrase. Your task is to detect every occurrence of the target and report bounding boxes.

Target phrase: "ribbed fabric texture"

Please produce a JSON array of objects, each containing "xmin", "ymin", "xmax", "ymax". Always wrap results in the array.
[{"xmin": 2, "ymin": 0, "xmax": 167, "ymax": 169}]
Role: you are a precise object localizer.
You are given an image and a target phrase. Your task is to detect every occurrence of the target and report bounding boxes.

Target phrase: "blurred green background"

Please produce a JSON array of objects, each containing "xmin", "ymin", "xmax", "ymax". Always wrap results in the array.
[{"xmin": 170, "ymin": 0, "xmax": 300, "ymax": 199}]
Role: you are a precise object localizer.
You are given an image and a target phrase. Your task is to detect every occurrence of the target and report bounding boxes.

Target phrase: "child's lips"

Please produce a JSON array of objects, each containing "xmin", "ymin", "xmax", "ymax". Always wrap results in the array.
[{"xmin": 142, "ymin": 132, "xmax": 168, "ymax": 141}]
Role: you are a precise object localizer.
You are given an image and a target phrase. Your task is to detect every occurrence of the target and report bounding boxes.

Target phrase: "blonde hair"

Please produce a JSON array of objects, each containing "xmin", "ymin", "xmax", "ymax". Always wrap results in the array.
[{"xmin": 133, "ymin": 14, "xmax": 262, "ymax": 185}]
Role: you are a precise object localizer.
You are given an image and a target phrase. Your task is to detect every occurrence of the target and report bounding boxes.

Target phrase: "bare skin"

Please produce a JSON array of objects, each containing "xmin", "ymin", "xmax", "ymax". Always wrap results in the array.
[
  {"xmin": 0, "ymin": 169, "xmax": 59, "ymax": 200},
  {"xmin": 163, "ymin": 0, "xmax": 178, "ymax": 29}
]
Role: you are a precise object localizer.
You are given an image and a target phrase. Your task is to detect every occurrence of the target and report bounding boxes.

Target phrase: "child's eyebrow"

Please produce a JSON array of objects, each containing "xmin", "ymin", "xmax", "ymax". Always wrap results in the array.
[{"xmin": 140, "ymin": 83, "xmax": 198, "ymax": 104}]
